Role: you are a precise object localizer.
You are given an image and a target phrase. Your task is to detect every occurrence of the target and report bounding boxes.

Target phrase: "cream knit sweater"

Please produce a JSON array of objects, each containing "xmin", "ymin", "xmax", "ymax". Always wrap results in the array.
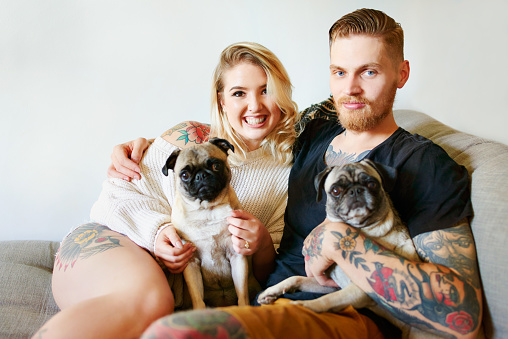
[{"xmin": 89, "ymin": 137, "xmax": 291, "ymax": 253}]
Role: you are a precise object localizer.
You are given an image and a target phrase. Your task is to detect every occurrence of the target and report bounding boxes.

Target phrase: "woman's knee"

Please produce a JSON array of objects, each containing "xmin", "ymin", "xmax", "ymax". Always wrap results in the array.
[{"xmin": 131, "ymin": 278, "xmax": 175, "ymax": 319}]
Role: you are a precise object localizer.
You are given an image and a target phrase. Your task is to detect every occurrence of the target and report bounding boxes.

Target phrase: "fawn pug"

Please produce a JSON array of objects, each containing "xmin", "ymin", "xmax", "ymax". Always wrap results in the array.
[{"xmin": 163, "ymin": 138, "xmax": 259, "ymax": 309}]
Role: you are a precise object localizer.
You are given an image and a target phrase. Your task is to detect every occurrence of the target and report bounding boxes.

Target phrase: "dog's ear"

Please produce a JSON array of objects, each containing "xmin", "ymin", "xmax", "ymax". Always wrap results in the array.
[
  {"xmin": 362, "ymin": 159, "xmax": 397, "ymax": 193},
  {"xmin": 314, "ymin": 167, "xmax": 333, "ymax": 202},
  {"xmin": 209, "ymin": 138, "xmax": 234, "ymax": 155},
  {"xmin": 162, "ymin": 149, "xmax": 181, "ymax": 176}
]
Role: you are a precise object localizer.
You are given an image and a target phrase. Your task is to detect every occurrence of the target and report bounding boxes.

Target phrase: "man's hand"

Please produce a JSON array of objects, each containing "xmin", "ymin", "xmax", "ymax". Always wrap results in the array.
[
  {"xmin": 107, "ymin": 137, "xmax": 151, "ymax": 181},
  {"xmin": 155, "ymin": 225, "xmax": 196, "ymax": 274},
  {"xmin": 302, "ymin": 222, "xmax": 339, "ymax": 287}
]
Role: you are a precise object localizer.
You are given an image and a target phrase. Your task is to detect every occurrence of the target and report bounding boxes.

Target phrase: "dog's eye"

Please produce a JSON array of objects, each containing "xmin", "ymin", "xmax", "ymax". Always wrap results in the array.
[
  {"xmin": 211, "ymin": 163, "xmax": 222, "ymax": 172},
  {"xmin": 180, "ymin": 171, "xmax": 191, "ymax": 181},
  {"xmin": 331, "ymin": 187, "xmax": 342, "ymax": 197},
  {"xmin": 367, "ymin": 181, "xmax": 377, "ymax": 189}
]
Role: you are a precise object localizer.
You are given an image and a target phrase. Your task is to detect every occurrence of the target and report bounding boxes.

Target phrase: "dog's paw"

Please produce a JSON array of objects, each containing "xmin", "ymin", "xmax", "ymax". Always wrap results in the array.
[
  {"xmin": 257, "ymin": 294, "xmax": 279, "ymax": 305},
  {"xmin": 257, "ymin": 288, "xmax": 285, "ymax": 304}
]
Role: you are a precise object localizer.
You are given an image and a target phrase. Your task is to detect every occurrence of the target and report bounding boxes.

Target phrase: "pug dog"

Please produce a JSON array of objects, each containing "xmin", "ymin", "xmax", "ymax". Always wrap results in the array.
[
  {"xmin": 258, "ymin": 160, "xmax": 438, "ymax": 338},
  {"xmin": 162, "ymin": 138, "xmax": 258, "ymax": 309}
]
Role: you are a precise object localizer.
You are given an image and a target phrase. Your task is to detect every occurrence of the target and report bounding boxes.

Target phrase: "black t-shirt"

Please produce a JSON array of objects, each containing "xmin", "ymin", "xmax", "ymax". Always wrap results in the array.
[{"xmin": 265, "ymin": 118, "xmax": 473, "ymax": 299}]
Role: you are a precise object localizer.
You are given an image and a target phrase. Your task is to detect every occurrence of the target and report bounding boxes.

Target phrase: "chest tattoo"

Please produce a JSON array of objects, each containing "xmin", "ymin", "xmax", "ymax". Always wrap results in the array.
[{"xmin": 325, "ymin": 145, "xmax": 371, "ymax": 166}]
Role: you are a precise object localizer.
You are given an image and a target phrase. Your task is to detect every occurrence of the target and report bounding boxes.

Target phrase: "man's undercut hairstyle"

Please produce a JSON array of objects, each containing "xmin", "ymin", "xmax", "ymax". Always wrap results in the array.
[{"xmin": 329, "ymin": 8, "xmax": 404, "ymax": 64}]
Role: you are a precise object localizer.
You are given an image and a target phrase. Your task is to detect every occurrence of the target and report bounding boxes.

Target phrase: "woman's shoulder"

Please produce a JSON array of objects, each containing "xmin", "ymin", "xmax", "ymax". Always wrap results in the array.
[{"xmin": 160, "ymin": 121, "xmax": 211, "ymax": 148}]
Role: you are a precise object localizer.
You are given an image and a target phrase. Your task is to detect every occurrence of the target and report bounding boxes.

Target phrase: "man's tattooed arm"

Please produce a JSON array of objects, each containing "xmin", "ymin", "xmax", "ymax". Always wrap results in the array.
[
  {"xmin": 161, "ymin": 121, "xmax": 211, "ymax": 148},
  {"xmin": 413, "ymin": 220, "xmax": 481, "ymax": 289},
  {"xmin": 303, "ymin": 220, "xmax": 482, "ymax": 338}
]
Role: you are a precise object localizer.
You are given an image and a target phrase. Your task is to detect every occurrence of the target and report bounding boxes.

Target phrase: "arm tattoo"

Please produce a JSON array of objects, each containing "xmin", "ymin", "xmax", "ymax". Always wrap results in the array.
[
  {"xmin": 332, "ymin": 228, "xmax": 420, "ymax": 309},
  {"xmin": 331, "ymin": 225, "xmax": 480, "ymax": 336},
  {"xmin": 55, "ymin": 223, "xmax": 123, "ymax": 271},
  {"xmin": 413, "ymin": 222, "xmax": 480, "ymax": 289},
  {"xmin": 142, "ymin": 309, "xmax": 247, "ymax": 339},
  {"xmin": 161, "ymin": 122, "xmax": 187, "ymax": 137},
  {"xmin": 302, "ymin": 224, "xmax": 326, "ymax": 264},
  {"xmin": 161, "ymin": 121, "xmax": 210, "ymax": 145},
  {"xmin": 331, "ymin": 229, "xmax": 369, "ymax": 271},
  {"xmin": 325, "ymin": 145, "xmax": 370, "ymax": 167},
  {"xmin": 404, "ymin": 262, "xmax": 479, "ymax": 336}
]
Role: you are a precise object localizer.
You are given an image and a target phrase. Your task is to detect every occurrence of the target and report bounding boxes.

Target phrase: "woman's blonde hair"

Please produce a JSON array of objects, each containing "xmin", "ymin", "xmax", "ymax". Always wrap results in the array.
[{"xmin": 210, "ymin": 42, "xmax": 297, "ymax": 165}]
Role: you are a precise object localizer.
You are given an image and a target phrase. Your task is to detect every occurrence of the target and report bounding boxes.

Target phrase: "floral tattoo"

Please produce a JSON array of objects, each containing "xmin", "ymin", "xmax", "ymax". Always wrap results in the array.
[{"xmin": 176, "ymin": 121, "xmax": 210, "ymax": 144}]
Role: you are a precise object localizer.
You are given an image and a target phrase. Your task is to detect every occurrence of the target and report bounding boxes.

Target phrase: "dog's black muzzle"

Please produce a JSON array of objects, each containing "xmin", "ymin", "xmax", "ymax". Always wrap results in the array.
[{"xmin": 187, "ymin": 169, "xmax": 227, "ymax": 202}]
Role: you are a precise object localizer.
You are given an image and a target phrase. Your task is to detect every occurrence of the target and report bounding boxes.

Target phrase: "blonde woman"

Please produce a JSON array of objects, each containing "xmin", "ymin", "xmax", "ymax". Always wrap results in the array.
[{"xmin": 40, "ymin": 42, "xmax": 298, "ymax": 339}]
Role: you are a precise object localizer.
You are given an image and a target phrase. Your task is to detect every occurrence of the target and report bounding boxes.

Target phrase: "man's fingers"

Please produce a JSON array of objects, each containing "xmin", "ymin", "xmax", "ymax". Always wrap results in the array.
[
  {"xmin": 108, "ymin": 163, "xmax": 141, "ymax": 180},
  {"xmin": 114, "ymin": 155, "xmax": 141, "ymax": 176},
  {"xmin": 107, "ymin": 164, "xmax": 131, "ymax": 181},
  {"xmin": 305, "ymin": 260, "xmax": 339, "ymax": 288},
  {"xmin": 112, "ymin": 144, "xmax": 141, "ymax": 173},
  {"xmin": 314, "ymin": 274, "xmax": 339, "ymax": 288},
  {"xmin": 131, "ymin": 138, "xmax": 149, "ymax": 163}
]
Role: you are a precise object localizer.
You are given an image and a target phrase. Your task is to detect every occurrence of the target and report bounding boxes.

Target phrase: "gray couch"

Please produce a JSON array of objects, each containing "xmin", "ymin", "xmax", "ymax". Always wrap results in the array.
[{"xmin": 1, "ymin": 110, "xmax": 507, "ymax": 338}]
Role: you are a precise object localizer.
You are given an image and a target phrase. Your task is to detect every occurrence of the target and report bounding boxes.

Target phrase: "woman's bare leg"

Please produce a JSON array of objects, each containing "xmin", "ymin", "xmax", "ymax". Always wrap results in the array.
[{"xmin": 34, "ymin": 223, "xmax": 173, "ymax": 339}]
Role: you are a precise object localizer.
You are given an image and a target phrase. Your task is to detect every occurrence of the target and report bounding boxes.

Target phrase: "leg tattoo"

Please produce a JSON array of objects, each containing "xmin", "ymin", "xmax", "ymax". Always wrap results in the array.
[
  {"xmin": 142, "ymin": 310, "xmax": 247, "ymax": 339},
  {"xmin": 55, "ymin": 223, "xmax": 123, "ymax": 271}
]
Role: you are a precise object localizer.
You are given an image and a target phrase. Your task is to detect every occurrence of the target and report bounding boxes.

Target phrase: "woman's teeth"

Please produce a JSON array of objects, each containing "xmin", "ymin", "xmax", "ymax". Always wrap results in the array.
[{"xmin": 245, "ymin": 116, "xmax": 266, "ymax": 125}]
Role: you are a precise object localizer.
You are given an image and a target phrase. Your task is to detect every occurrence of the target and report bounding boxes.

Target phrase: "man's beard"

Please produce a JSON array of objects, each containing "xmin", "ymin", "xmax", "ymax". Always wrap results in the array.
[{"xmin": 334, "ymin": 83, "xmax": 398, "ymax": 132}]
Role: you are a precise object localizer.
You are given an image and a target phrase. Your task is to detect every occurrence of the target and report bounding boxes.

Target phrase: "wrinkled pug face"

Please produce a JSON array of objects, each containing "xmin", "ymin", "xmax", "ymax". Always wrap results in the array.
[
  {"xmin": 163, "ymin": 138, "xmax": 234, "ymax": 203},
  {"xmin": 315, "ymin": 160, "xmax": 388, "ymax": 227}
]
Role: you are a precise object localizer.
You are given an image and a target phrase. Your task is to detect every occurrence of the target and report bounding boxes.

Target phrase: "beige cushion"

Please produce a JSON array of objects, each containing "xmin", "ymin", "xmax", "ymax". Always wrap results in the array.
[
  {"xmin": 396, "ymin": 110, "xmax": 508, "ymax": 339},
  {"xmin": 0, "ymin": 240, "xmax": 60, "ymax": 338}
]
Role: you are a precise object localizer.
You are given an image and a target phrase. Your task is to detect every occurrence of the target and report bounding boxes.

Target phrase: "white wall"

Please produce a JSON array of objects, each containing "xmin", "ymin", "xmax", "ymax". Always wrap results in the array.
[{"xmin": 2, "ymin": 0, "xmax": 507, "ymax": 241}]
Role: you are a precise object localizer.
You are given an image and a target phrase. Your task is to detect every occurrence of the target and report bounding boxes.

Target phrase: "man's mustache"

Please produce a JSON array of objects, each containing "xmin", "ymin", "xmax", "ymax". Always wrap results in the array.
[{"xmin": 335, "ymin": 96, "xmax": 371, "ymax": 107}]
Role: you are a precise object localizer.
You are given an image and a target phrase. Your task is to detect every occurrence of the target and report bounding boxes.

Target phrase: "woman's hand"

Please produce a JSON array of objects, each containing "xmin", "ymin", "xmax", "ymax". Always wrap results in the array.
[
  {"xmin": 227, "ymin": 210, "xmax": 271, "ymax": 255},
  {"xmin": 154, "ymin": 225, "xmax": 196, "ymax": 274},
  {"xmin": 228, "ymin": 210, "xmax": 276, "ymax": 284},
  {"xmin": 107, "ymin": 138, "xmax": 151, "ymax": 181}
]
